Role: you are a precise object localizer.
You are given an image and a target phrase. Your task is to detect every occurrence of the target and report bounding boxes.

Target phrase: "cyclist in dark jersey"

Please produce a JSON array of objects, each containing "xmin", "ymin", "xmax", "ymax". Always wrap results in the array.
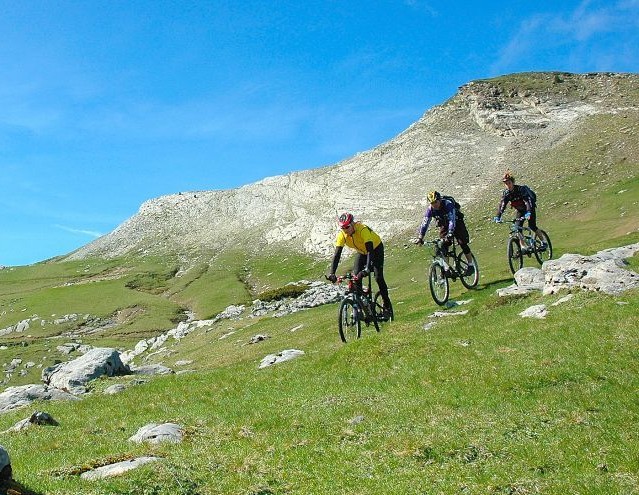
[
  {"xmin": 415, "ymin": 191, "xmax": 475, "ymax": 275},
  {"xmin": 493, "ymin": 170, "xmax": 537, "ymax": 250}
]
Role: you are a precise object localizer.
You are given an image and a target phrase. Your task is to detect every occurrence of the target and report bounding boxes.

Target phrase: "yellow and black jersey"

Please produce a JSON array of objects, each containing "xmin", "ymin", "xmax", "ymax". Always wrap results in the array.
[{"xmin": 334, "ymin": 222, "xmax": 382, "ymax": 254}]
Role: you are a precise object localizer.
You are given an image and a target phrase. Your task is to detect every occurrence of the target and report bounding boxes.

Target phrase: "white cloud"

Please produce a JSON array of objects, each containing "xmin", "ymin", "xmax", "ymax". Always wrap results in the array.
[
  {"xmin": 404, "ymin": 0, "xmax": 438, "ymax": 17},
  {"xmin": 54, "ymin": 224, "xmax": 103, "ymax": 238},
  {"xmin": 491, "ymin": 0, "xmax": 639, "ymax": 75}
]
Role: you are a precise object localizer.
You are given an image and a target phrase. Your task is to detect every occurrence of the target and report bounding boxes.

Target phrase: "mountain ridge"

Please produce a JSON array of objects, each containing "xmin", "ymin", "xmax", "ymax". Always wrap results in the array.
[{"xmin": 66, "ymin": 71, "xmax": 639, "ymax": 262}]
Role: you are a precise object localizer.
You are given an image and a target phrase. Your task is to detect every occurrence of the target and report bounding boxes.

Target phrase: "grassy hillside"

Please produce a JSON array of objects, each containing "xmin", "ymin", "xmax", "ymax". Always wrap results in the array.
[{"xmin": 0, "ymin": 111, "xmax": 638, "ymax": 494}]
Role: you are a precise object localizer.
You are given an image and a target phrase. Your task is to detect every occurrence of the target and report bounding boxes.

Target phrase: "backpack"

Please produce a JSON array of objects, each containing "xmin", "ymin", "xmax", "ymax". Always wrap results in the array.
[
  {"xmin": 519, "ymin": 185, "xmax": 537, "ymax": 206},
  {"xmin": 441, "ymin": 195, "xmax": 464, "ymax": 219}
]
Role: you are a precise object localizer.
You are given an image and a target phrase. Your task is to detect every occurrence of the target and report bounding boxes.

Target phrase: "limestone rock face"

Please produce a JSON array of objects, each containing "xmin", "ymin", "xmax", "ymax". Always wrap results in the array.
[{"xmin": 63, "ymin": 73, "xmax": 639, "ymax": 263}]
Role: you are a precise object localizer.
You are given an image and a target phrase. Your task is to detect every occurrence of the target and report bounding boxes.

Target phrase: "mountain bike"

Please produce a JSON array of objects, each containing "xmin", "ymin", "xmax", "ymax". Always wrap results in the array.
[
  {"xmin": 425, "ymin": 238, "xmax": 479, "ymax": 306},
  {"xmin": 498, "ymin": 217, "xmax": 553, "ymax": 274},
  {"xmin": 330, "ymin": 270, "xmax": 381, "ymax": 343}
]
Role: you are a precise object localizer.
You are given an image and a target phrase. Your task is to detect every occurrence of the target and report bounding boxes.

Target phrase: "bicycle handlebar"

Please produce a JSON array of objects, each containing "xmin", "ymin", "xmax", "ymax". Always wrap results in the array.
[
  {"xmin": 327, "ymin": 270, "xmax": 369, "ymax": 284},
  {"xmin": 495, "ymin": 216, "xmax": 527, "ymax": 224}
]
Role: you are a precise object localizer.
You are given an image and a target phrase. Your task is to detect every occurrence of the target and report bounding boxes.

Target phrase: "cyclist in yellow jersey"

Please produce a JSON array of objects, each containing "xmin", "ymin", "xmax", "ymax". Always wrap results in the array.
[{"xmin": 327, "ymin": 212, "xmax": 392, "ymax": 316}]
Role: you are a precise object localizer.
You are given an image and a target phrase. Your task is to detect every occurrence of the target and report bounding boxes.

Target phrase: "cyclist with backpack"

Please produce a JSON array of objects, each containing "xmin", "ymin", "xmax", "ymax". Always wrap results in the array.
[
  {"xmin": 493, "ymin": 170, "xmax": 538, "ymax": 251},
  {"xmin": 327, "ymin": 213, "xmax": 393, "ymax": 318},
  {"xmin": 415, "ymin": 191, "xmax": 475, "ymax": 276}
]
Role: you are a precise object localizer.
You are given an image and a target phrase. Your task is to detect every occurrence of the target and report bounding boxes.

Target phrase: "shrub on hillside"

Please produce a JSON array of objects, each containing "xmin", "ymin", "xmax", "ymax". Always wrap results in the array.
[
  {"xmin": 256, "ymin": 283, "xmax": 310, "ymax": 302},
  {"xmin": 125, "ymin": 267, "xmax": 179, "ymax": 294}
]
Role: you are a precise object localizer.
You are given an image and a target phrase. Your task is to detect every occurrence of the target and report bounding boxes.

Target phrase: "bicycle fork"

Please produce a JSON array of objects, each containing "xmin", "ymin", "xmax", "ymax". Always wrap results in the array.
[{"xmin": 438, "ymin": 257, "xmax": 452, "ymax": 275}]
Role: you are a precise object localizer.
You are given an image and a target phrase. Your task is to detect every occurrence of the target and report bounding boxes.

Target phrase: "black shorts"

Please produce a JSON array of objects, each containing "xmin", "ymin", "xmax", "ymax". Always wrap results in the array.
[
  {"xmin": 514, "ymin": 208, "xmax": 537, "ymax": 231},
  {"xmin": 438, "ymin": 218, "xmax": 470, "ymax": 246}
]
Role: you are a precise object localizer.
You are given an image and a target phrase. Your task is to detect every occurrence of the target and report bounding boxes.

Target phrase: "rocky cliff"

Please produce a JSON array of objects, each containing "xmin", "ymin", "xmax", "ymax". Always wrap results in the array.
[{"xmin": 66, "ymin": 72, "xmax": 639, "ymax": 261}]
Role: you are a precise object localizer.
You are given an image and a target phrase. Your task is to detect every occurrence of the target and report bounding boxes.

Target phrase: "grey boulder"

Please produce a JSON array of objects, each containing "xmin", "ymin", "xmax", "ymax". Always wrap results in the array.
[{"xmin": 41, "ymin": 348, "xmax": 130, "ymax": 395}]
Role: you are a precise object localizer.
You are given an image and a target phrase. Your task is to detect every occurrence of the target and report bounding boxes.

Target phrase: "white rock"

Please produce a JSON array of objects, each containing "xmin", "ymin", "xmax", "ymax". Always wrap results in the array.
[
  {"xmin": 428, "ymin": 310, "xmax": 469, "ymax": 318},
  {"xmin": 519, "ymin": 304, "xmax": 548, "ymax": 319},
  {"xmin": 129, "ymin": 423, "xmax": 184, "ymax": 444},
  {"xmin": 0, "ymin": 384, "xmax": 78, "ymax": 413},
  {"xmin": 259, "ymin": 349, "xmax": 305, "ymax": 369},
  {"xmin": 551, "ymin": 294, "xmax": 574, "ymax": 306},
  {"xmin": 80, "ymin": 457, "xmax": 161, "ymax": 480}
]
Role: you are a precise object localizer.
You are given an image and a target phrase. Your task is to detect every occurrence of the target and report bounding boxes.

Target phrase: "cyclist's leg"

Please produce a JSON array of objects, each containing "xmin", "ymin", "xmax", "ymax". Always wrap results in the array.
[
  {"xmin": 455, "ymin": 219, "xmax": 473, "ymax": 264},
  {"xmin": 438, "ymin": 225, "xmax": 452, "ymax": 265},
  {"xmin": 528, "ymin": 208, "xmax": 538, "ymax": 233},
  {"xmin": 353, "ymin": 253, "xmax": 366, "ymax": 291},
  {"xmin": 372, "ymin": 244, "xmax": 391, "ymax": 308},
  {"xmin": 514, "ymin": 209, "xmax": 526, "ymax": 247}
]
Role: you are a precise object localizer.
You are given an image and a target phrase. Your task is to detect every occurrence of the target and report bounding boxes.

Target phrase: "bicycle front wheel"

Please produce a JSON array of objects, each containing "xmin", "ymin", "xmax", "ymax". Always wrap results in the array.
[
  {"xmin": 338, "ymin": 298, "xmax": 361, "ymax": 343},
  {"xmin": 507, "ymin": 237, "xmax": 523, "ymax": 274},
  {"xmin": 429, "ymin": 263, "xmax": 449, "ymax": 306},
  {"xmin": 533, "ymin": 230, "xmax": 553, "ymax": 264},
  {"xmin": 457, "ymin": 252, "xmax": 479, "ymax": 289}
]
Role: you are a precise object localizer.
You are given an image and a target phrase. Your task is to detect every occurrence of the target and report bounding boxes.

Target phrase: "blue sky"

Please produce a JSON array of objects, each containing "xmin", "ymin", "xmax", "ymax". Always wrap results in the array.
[{"xmin": 2, "ymin": 0, "xmax": 638, "ymax": 266}]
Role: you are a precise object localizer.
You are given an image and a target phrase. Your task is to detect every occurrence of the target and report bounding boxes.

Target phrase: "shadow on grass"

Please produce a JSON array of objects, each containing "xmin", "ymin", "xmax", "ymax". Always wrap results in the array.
[
  {"xmin": 0, "ymin": 478, "xmax": 45, "ymax": 495},
  {"xmin": 476, "ymin": 277, "xmax": 515, "ymax": 291}
]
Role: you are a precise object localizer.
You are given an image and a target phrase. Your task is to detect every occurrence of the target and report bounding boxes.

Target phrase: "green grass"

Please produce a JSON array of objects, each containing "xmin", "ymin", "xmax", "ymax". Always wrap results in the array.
[{"xmin": 2, "ymin": 288, "xmax": 638, "ymax": 494}]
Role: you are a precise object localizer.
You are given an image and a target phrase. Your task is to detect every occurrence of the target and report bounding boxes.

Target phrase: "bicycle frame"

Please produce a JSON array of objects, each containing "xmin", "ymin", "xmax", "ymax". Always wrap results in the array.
[
  {"xmin": 424, "ymin": 236, "xmax": 479, "ymax": 306},
  {"xmin": 508, "ymin": 218, "xmax": 536, "ymax": 248},
  {"xmin": 337, "ymin": 272, "xmax": 375, "ymax": 315},
  {"xmin": 428, "ymin": 238, "xmax": 460, "ymax": 277},
  {"xmin": 334, "ymin": 271, "xmax": 380, "ymax": 342},
  {"xmin": 500, "ymin": 216, "xmax": 553, "ymax": 273}
]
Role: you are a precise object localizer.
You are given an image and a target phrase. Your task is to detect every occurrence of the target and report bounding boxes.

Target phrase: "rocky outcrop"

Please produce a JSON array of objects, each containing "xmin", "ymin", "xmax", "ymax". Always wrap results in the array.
[
  {"xmin": 2, "ymin": 411, "xmax": 59, "ymax": 433},
  {"xmin": 543, "ymin": 243, "xmax": 639, "ymax": 295},
  {"xmin": 497, "ymin": 243, "xmax": 639, "ymax": 297},
  {"xmin": 121, "ymin": 281, "xmax": 343, "ymax": 365}
]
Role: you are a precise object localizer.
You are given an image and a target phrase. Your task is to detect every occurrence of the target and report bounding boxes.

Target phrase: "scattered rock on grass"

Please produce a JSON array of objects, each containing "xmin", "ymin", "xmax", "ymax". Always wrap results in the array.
[
  {"xmin": 519, "ymin": 304, "xmax": 548, "ymax": 319},
  {"xmin": 80, "ymin": 457, "xmax": 162, "ymax": 480},
  {"xmin": 248, "ymin": 334, "xmax": 270, "ymax": 344},
  {"xmin": 3, "ymin": 411, "xmax": 58, "ymax": 433},
  {"xmin": 429, "ymin": 310, "xmax": 469, "ymax": 318},
  {"xmin": 129, "ymin": 364, "xmax": 174, "ymax": 376},
  {"xmin": 104, "ymin": 384, "xmax": 127, "ymax": 395},
  {"xmin": 129, "ymin": 423, "xmax": 184, "ymax": 444},
  {"xmin": 41, "ymin": 348, "xmax": 130, "ymax": 395},
  {"xmin": 259, "ymin": 349, "xmax": 305, "ymax": 369},
  {"xmin": 0, "ymin": 384, "xmax": 78, "ymax": 413}
]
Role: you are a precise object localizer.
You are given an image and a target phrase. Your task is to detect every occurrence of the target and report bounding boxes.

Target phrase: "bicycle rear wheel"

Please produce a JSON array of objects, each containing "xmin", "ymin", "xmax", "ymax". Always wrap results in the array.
[
  {"xmin": 507, "ymin": 237, "xmax": 523, "ymax": 274},
  {"xmin": 533, "ymin": 230, "xmax": 553, "ymax": 264},
  {"xmin": 429, "ymin": 263, "xmax": 449, "ymax": 306},
  {"xmin": 457, "ymin": 252, "xmax": 479, "ymax": 289},
  {"xmin": 374, "ymin": 292, "xmax": 394, "ymax": 322},
  {"xmin": 338, "ymin": 298, "xmax": 361, "ymax": 343}
]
